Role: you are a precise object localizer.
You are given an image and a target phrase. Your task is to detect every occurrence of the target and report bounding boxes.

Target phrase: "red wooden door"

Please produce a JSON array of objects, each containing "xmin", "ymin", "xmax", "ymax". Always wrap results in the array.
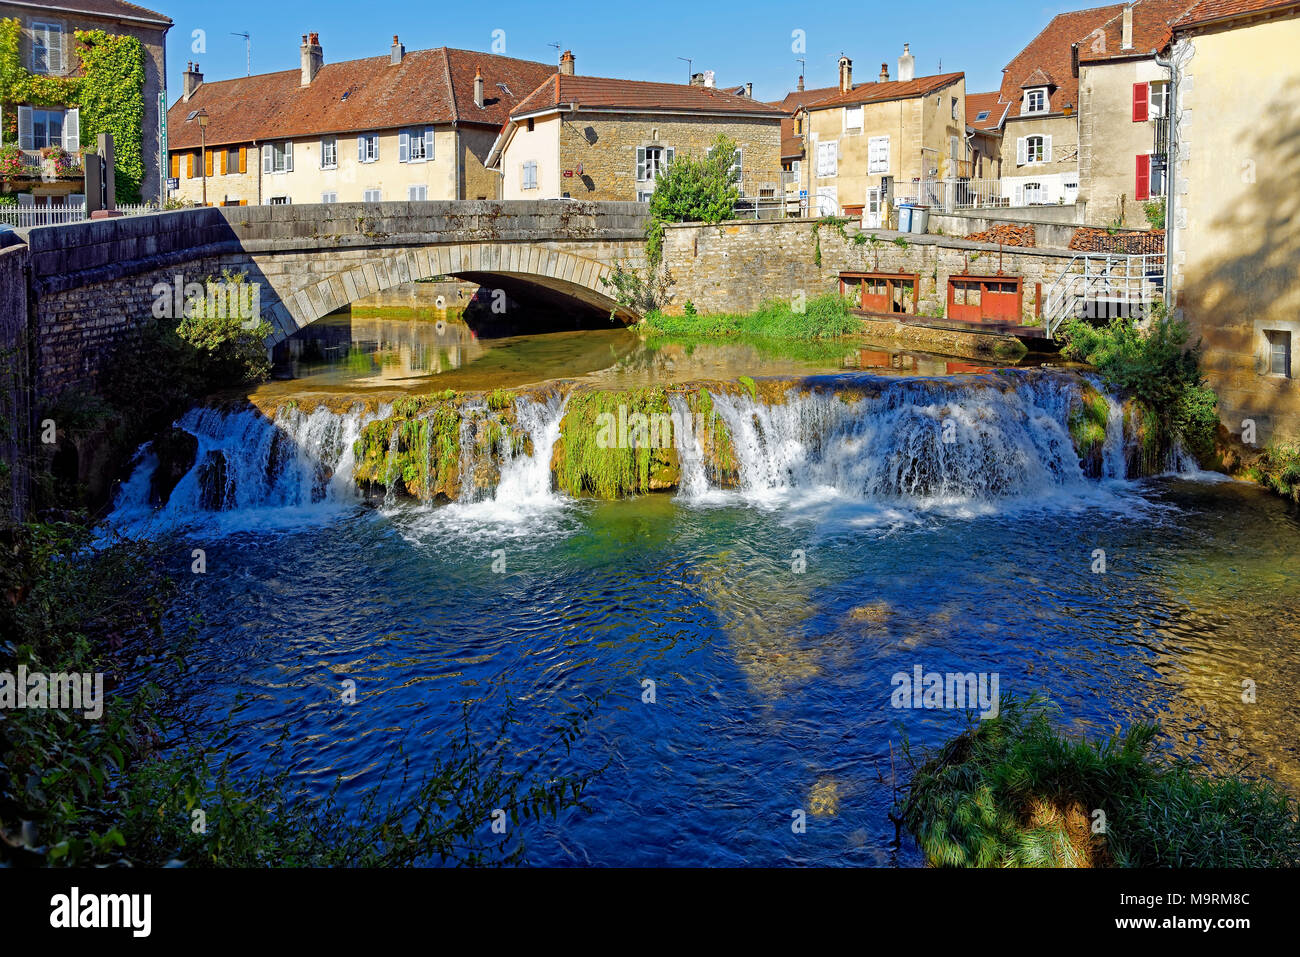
[
  {"xmin": 947, "ymin": 279, "xmax": 982, "ymax": 322},
  {"xmin": 982, "ymin": 280, "xmax": 1021, "ymax": 321}
]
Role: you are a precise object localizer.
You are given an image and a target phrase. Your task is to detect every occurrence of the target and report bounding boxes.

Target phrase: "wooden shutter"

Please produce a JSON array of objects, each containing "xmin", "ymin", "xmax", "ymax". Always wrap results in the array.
[
  {"xmin": 17, "ymin": 106, "xmax": 32, "ymax": 149},
  {"xmin": 239, "ymin": 147, "xmax": 247, "ymax": 173},
  {"xmin": 187, "ymin": 152, "xmax": 194, "ymax": 177},
  {"xmin": 424, "ymin": 127, "xmax": 434, "ymax": 161},
  {"xmin": 1132, "ymin": 83, "xmax": 1149, "ymax": 123},
  {"xmin": 170, "ymin": 153, "xmax": 180, "ymax": 178},
  {"xmin": 358, "ymin": 135, "xmax": 365, "ymax": 162},
  {"xmin": 205, "ymin": 149, "xmax": 214, "ymax": 176},
  {"xmin": 263, "ymin": 144, "xmax": 273, "ymax": 173},
  {"xmin": 284, "ymin": 140, "xmax": 293, "ymax": 171},
  {"xmin": 1016, "ymin": 137, "xmax": 1026, "ymax": 166},
  {"xmin": 636, "ymin": 147, "xmax": 646, "ymax": 181},
  {"xmin": 1043, "ymin": 136, "xmax": 1052, "ymax": 163},
  {"xmin": 665, "ymin": 147, "xmax": 675, "ymax": 166},
  {"xmin": 219, "ymin": 149, "xmax": 226, "ymax": 175},
  {"xmin": 1135, "ymin": 154, "xmax": 1151, "ymax": 201},
  {"xmin": 62, "ymin": 107, "xmax": 79, "ymax": 150},
  {"xmin": 399, "ymin": 130, "xmax": 410, "ymax": 163}
]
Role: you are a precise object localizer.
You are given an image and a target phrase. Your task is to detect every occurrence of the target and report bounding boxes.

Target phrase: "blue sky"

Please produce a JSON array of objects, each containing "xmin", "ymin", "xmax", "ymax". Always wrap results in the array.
[{"xmin": 160, "ymin": 0, "xmax": 1071, "ymax": 104}]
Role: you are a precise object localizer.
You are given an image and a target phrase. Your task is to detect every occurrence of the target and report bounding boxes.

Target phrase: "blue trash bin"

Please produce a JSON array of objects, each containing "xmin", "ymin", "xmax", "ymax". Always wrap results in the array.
[{"xmin": 897, "ymin": 204, "xmax": 915, "ymax": 233}]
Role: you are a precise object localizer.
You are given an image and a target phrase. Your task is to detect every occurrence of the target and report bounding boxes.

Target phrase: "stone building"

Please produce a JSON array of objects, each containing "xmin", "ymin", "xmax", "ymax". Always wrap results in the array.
[
  {"xmin": 487, "ymin": 52, "xmax": 783, "ymax": 203},
  {"xmin": 165, "ymin": 33, "xmax": 554, "ymax": 206},
  {"xmin": 1168, "ymin": 0, "xmax": 1300, "ymax": 442},
  {"xmin": 1076, "ymin": 0, "xmax": 1197, "ymax": 228},
  {"xmin": 0, "ymin": 0, "xmax": 171, "ymax": 204},
  {"xmin": 796, "ymin": 49, "xmax": 965, "ymax": 224},
  {"xmin": 964, "ymin": 91, "xmax": 1007, "ymax": 180}
]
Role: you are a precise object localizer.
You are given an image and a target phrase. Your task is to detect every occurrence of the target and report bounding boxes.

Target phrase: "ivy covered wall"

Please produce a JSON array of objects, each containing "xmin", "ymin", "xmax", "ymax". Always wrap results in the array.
[{"xmin": 0, "ymin": 18, "xmax": 146, "ymax": 202}]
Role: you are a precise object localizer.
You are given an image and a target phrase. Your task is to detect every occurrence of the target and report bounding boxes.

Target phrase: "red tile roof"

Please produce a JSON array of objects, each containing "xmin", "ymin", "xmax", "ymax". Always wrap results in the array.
[
  {"xmin": 167, "ymin": 46, "xmax": 554, "ymax": 149},
  {"xmin": 508, "ymin": 74, "xmax": 785, "ymax": 117},
  {"xmin": 1173, "ymin": 0, "xmax": 1300, "ymax": 26},
  {"xmin": 965, "ymin": 91, "xmax": 1006, "ymax": 130},
  {"xmin": 804, "ymin": 72, "xmax": 964, "ymax": 110},
  {"xmin": 768, "ymin": 86, "xmax": 839, "ymax": 159},
  {"xmin": 5, "ymin": 0, "xmax": 171, "ymax": 24},
  {"xmin": 999, "ymin": 3, "xmax": 1127, "ymax": 118},
  {"xmin": 1079, "ymin": 0, "xmax": 1201, "ymax": 60}
]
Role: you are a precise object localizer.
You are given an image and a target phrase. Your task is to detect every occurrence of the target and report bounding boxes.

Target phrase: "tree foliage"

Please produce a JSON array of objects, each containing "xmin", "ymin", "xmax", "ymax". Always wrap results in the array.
[{"xmin": 644, "ymin": 134, "xmax": 741, "ymax": 265}]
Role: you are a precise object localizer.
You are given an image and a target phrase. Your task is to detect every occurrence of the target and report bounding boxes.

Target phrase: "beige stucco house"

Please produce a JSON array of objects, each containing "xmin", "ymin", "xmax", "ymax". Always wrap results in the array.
[
  {"xmin": 1168, "ymin": 0, "xmax": 1300, "ymax": 442},
  {"xmin": 487, "ymin": 52, "xmax": 783, "ymax": 204},
  {"xmin": 0, "ymin": 0, "xmax": 171, "ymax": 204},
  {"xmin": 1076, "ymin": 0, "xmax": 1197, "ymax": 228},
  {"xmin": 798, "ymin": 49, "xmax": 965, "ymax": 225},
  {"xmin": 165, "ymin": 34, "xmax": 554, "ymax": 206}
]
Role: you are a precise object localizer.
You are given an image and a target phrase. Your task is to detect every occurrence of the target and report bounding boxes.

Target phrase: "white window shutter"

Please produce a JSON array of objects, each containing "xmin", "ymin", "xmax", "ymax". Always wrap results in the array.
[
  {"xmin": 399, "ymin": 130, "xmax": 410, "ymax": 163},
  {"xmin": 636, "ymin": 147, "xmax": 646, "ymax": 181},
  {"xmin": 1044, "ymin": 136, "xmax": 1053, "ymax": 163},
  {"xmin": 50, "ymin": 27, "xmax": 64, "ymax": 72},
  {"xmin": 18, "ymin": 106, "xmax": 32, "ymax": 149},
  {"xmin": 263, "ymin": 144, "xmax": 272, "ymax": 173},
  {"xmin": 665, "ymin": 146, "xmax": 675, "ymax": 166},
  {"xmin": 284, "ymin": 141, "xmax": 293, "ymax": 171},
  {"xmin": 358, "ymin": 136, "xmax": 365, "ymax": 162},
  {"xmin": 62, "ymin": 107, "xmax": 79, "ymax": 150},
  {"xmin": 1014, "ymin": 184, "xmax": 1024, "ymax": 205},
  {"xmin": 424, "ymin": 127, "xmax": 434, "ymax": 161},
  {"xmin": 1016, "ymin": 137, "xmax": 1027, "ymax": 166}
]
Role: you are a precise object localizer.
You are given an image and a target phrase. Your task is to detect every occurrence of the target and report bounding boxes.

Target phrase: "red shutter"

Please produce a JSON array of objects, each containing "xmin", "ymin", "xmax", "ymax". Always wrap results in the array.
[
  {"xmin": 1135, "ymin": 154, "xmax": 1151, "ymax": 201},
  {"xmin": 1132, "ymin": 82, "xmax": 1149, "ymax": 122}
]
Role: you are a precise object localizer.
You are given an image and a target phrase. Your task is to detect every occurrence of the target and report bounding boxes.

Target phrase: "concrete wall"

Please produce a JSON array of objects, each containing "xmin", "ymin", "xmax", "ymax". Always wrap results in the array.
[
  {"xmin": 1171, "ymin": 12, "xmax": 1300, "ymax": 443},
  {"xmin": 1078, "ymin": 57, "xmax": 1169, "ymax": 228},
  {"xmin": 0, "ymin": 240, "xmax": 30, "ymax": 522},
  {"xmin": 26, "ymin": 201, "xmax": 649, "ymax": 396},
  {"xmin": 658, "ymin": 216, "xmax": 1080, "ymax": 320}
]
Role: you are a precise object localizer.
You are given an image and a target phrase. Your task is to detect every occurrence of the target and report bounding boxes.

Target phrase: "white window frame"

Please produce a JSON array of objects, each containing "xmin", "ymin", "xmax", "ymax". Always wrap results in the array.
[
  {"xmin": 1266, "ymin": 331, "xmax": 1292, "ymax": 377},
  {"xmin": 363, "ymin": 188, "xmax": 382, "ymax": 203},
  {"xmin": 1024, "ymin": 88, "xmax": 1047, "ymax": 114},
  {"xmin": 358, "ymin": 133, "xmax": 379, "ymax": 164},
  {"xmin": 1023, "ymin": 181, "xmax": 1045, "ymax": 205},
  {"xmin": 867, "ymin": 136, "xmax": 890, "ymax": 174},
  {"xmin": 31, "ymin": 21, "xmax": 64, "ymax": 74},
  {"xmin": 636, "ymin": 145, "xmax": 674, "ymax": 183},
  {"xmin": 521, "ymin": 160, "xmax": 538, "ymax": 190},
  {"xmin": 400, "ymin": 127, "xmax": 433, "ymax": 164},
  {"xmin": 26, "ymin": 106, "xmax": 75, "ymax": 150},
  {"xmin": 269, "ymin": 196, "xmax": 291, "ymax": 205},
  {"xmin": 1149, "ymin": 81, "xmax": 1171, "ymax": 119},
  {"xmin": 408, "ymin": 184, "xmax": 427, "ymax": 201},
  {"xmin": 263, "ymin": 140, "xmax": 293, "ymax": 174},
  {"xmin": 637, "ymin": 190, "xmax": 654, "ymax": 202},
  {"xmin": 815, "ymin": 185, "xmax": 838, "ymax": 216},
  {"xmin": 321, "ymin": 192, "xmax": 338, "ymax": 203},
  {"xmin": 951, "ymin": 97, "xmax": 959, "ymax": 120},
  {"xmin": 844, "ymin": 105, "xmax": 863, "ymax": 133},
  {"xmin": 320, "ymin": 136, "xmax": 337, "ymax": 169},
  {"xmin": 816, "ymin": 140, "xmax": 838, "ymax": 178},
  {"xmin": 1018, "ymin": 134, "xmax": 1049, "ymax": 166}
]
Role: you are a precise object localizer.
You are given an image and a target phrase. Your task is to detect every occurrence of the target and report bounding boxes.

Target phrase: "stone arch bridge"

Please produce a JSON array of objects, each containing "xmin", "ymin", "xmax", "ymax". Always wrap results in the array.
[{"xmin": 21, "ymin": 200, "xmax": 649, "ymax": 395}]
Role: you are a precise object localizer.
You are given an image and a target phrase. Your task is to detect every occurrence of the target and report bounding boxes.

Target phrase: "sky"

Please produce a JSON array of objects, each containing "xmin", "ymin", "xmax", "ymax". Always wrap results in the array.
[{"xmin": 157, "ymin": 0, "xmax": 1076, "ymax": 104}]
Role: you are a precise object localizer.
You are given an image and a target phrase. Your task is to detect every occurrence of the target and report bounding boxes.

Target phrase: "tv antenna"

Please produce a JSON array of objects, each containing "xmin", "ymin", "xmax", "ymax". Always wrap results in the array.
[
  {"xmin": 232, "ymin": 32, "xmax": 250, "ymax": 75},
  {"xmin": 677, "ymin": 56, "xmax": 692, "ymax": 84}
]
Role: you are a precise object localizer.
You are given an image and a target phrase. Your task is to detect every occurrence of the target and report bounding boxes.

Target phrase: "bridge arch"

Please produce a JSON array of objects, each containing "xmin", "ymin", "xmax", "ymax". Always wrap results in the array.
[{"xmin": 261, "ymin": 242, "xmax": 633, "ymax": 346}]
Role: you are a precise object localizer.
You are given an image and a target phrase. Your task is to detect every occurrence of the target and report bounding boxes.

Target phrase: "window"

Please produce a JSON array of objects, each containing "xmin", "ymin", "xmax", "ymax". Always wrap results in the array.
[
  {"xmin": 1266, "ymin": 331, "xmax": 1291, "ymax": 377},
  {"xmin": 321, "ymin": 192, "xmax": 338, "ymax": 203},
  {"xmin": 816, "ymin": 140, "xmax": 838, "ymax": 178},
  {"xmin": 1149, "ymin": 81, "xmax": 1170, "ymax": 119},
  {"xmin": 636, "ymin": 145, "xmax": 674, "ymax": 182},
  {"xmin": 269, "ymin": 196, "xmax": 290, "ymax": 205},
  {"xmin": 527, "ymin": 117, "xmax": 535, "ymax": 132},
  {"xmin": 224, "ymin": 147, "xmax": 240, "ymax": 174},
  {"xmin": 975, "ymin": 110, "xmax": 990, "ymax": 122},
  {"xmin": 31, "ymin": 22, "xmax": 63, "ymax": 73},
  {"xmin": 1135, "ymin": 153, "xmax": 1151, "ymax": 200},
  {"xmin": 791, "ymin": 159, "xmax": 801, "ymax": 178},
  {"xmin": 358, "ymin": 133, "xmax": 379, "ymax": 163},
  {"xmin": 363, "ymin": 188, "xmax": 382, "ymax": 203},
  {"xmin": 868, "ymin": 136, "xmax": 890, "ymax": 174},
  {"xmin": 408, "ymin": 185, "xmax": 427, "ymax": 201},
  {"xmin": 1019, "ymin": 134, "xmax": 1049, "ymax": 165},
  {"xmin": 1024, "ymin": 88, "xmax": 1047, "ymax": 113},
  {"xmin": 1023, "ymin": 181, "xmax": 1044, "ymax": 204},
  {"xmin": 321, "ymin": 136, "xmax": 337, "ymax": 169},
  {"xmin": 30, "ymin": 108, "xmax": 65, "ymax": 149},
  {"xmin": 637, "ymin": 190, "xmax": 654, "ymax": 203},
  {"xmin": 263, "ymin": 141, "xmax": 293, "ymax": 173},
  {"xmin": 844, "ymin": 105, "xmax": 863, "ymax": 132},
  {"xmin": 521, "ymin": 160, "xmax": 538, "ymax": 190},
  {"xmin": 950, "ymin": 135, "xmax": 960, "ymax": 162},
  {"xmin": 815, "ymin": 185, "xmax": 837, "ymax": 216},
  {"xmin": 951, "ymin": 96, "xmax": 958, "ymax": 120},
  {"xmin": 401, "ymin": 127, "xmax": 432, "ymax": 163},
  {"xmin": 708, "ymin": 144, "xmax": 743, "ymax": 185}
]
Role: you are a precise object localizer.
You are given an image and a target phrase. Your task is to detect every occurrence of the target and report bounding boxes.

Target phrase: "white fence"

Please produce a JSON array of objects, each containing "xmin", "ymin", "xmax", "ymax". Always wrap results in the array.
[
  {"xmin": 0, "ymin": 202, "xmax": 159, "ymax": 229},
  {"xmin": 897, "ymin": 178, "xmax": 1008, "ymax": 211}
]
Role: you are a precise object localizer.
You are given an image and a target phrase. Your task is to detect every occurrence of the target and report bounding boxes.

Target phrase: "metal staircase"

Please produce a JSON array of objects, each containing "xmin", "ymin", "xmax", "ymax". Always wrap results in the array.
[{"xmin": 1042, "ymin": 253, "xmax": 1166, "ymax": 338}]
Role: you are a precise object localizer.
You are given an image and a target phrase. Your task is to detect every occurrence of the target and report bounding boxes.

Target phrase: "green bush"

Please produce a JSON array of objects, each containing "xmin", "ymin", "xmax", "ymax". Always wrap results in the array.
[
  {"xmin": 644, "ymin": 134, "xmax": 741, "ymax": 265},
  {"xmin": 641, "ymin": 293, "xmax": 859, "ymax": 342},
  {"xmin": 1249, "ymin": 443, "xmax": 1300, "ymax": 502},
  {"xmin": 898, "ymin": 695, "xmax": 1300, "ymax": 868}
]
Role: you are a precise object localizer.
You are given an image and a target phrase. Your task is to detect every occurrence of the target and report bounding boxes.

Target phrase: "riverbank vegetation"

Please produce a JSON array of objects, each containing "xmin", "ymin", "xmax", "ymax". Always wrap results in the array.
[
  {"xmin": 640, "ymin": 294, "xmax": 859, "ymax": 343},
  {"xmin": 1059, "ymin": 310, "xmax": 1220, "ymax": 467},
  {"xmin": 1248, "ymin": 443, "xmax": 1300, "ymax": 502},
  {"xmin": 0, "ymin": 520, "xmax": 599, "ymax": 866},
  {"xmin": 897, "ymin": 696, "xmax": 1300, "ymax": 867}
]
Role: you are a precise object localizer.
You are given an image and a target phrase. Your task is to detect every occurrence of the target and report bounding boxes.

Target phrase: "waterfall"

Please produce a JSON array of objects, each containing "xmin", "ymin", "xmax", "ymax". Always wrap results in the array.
[
  {"xmin": 492, "ymin": 392, "xmax": 568, "ymax": 506},
  {"xmin": 668, "ymin": 394, "xmax": 708, "ymax": 500}
]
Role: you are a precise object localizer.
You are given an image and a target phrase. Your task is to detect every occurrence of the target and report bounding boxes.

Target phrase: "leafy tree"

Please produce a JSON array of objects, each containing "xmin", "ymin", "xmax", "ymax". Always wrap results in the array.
[{"xmin": 644, "ymin": 134, "xmax": 741, "ymax": 265}]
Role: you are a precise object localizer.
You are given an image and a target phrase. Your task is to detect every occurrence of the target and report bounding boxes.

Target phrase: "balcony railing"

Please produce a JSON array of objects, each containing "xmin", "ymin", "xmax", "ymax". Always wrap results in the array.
[
  {"xmin": 0, "ymin": 148, "xmax": 85, "ymax": 184},
  {"xmin": 0, "ymin": 201, "xmax": 157, "ymax": 229}
]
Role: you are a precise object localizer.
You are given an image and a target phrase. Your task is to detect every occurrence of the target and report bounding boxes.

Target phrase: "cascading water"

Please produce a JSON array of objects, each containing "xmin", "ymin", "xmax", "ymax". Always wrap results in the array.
[{"xmin": 491, "ymin": 391, "xmax": 569, "ymax": 506}]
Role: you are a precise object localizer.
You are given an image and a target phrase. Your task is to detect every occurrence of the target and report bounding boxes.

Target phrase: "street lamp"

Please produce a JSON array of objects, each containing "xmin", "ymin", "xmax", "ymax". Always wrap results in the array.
[{"xmin": 186, "ymin": 108, "xmax": 210, "ymax": 206}]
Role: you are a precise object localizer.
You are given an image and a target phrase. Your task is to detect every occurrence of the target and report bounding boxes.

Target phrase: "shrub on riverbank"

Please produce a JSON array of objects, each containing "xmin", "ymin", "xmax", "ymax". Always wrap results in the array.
[
  {"xmin": 1248, "ymin": 443, "xmax": 1300, "ymax": 502},
  {"xmin": 644, "ymin": 134, "xmax": 742, "ymax": 266},
  {"xmin": 0, "ymin": 523, "xmax": 598, "ymax": 866},
  {"xmin": 1059, "ymin": 312, "xmax": 1219, "ymax": 466},
  {"xmin": 641, "ymin": 294, "xmax": 859, "ymax": 342},
  {"xmin": 897, "ymin": 696, "xmax": 1300, "ymax": 867}
]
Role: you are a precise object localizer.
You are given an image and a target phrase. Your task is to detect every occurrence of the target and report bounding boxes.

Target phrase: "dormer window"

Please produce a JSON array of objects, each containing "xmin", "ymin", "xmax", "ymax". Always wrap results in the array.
[{"xmin": 1024, "ymin": 88, "xmax": 1048, "ymax": 114}]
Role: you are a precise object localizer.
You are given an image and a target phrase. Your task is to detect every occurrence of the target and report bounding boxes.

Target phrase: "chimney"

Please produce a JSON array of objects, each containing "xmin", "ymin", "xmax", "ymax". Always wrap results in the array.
[
  {"xmin": 559, "ymin": 49, "xmax": 574, "ymax": 75},
  {"xmin": 390, "ymin": 34, "xmax": 404, "ymax": 65},
  {"xmin": 797, "ymin": 74, "xmax": 804, "ymax": 92},
  {"xmin": 690, "ymin": 72, "xmax": 704, "ymax": 86},
  {"xmin": 879, "ymin": 62, "xmax": 890, "ymax": 83},
  {"xmin": 474, "ymin": 67, "xmax": 484, "ymax": 108},
  {"xmin": 898, "ymin": 43, "xmax": 915, "ymax": 83},
  {"xmin": 300, "ymin": 32, "xmax": 323, "ymax": 86},
  {"xmin": 1121, "ymin": 5, "xmax": 1134, "ymax": 50},
  {"xmin": 838, "ymin": 55, "xmax": 852, "ymax": 93},
  {"xmin": 182, "ymin": 61, "xmax": 203, "ymax": 101},
  {"xmin": 703, "ymin": 70, "xmax": 715, "ymax": 88},
  {"xmin": 744, "ymin": 81, "xmax": 753, "ymax": 98}
]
